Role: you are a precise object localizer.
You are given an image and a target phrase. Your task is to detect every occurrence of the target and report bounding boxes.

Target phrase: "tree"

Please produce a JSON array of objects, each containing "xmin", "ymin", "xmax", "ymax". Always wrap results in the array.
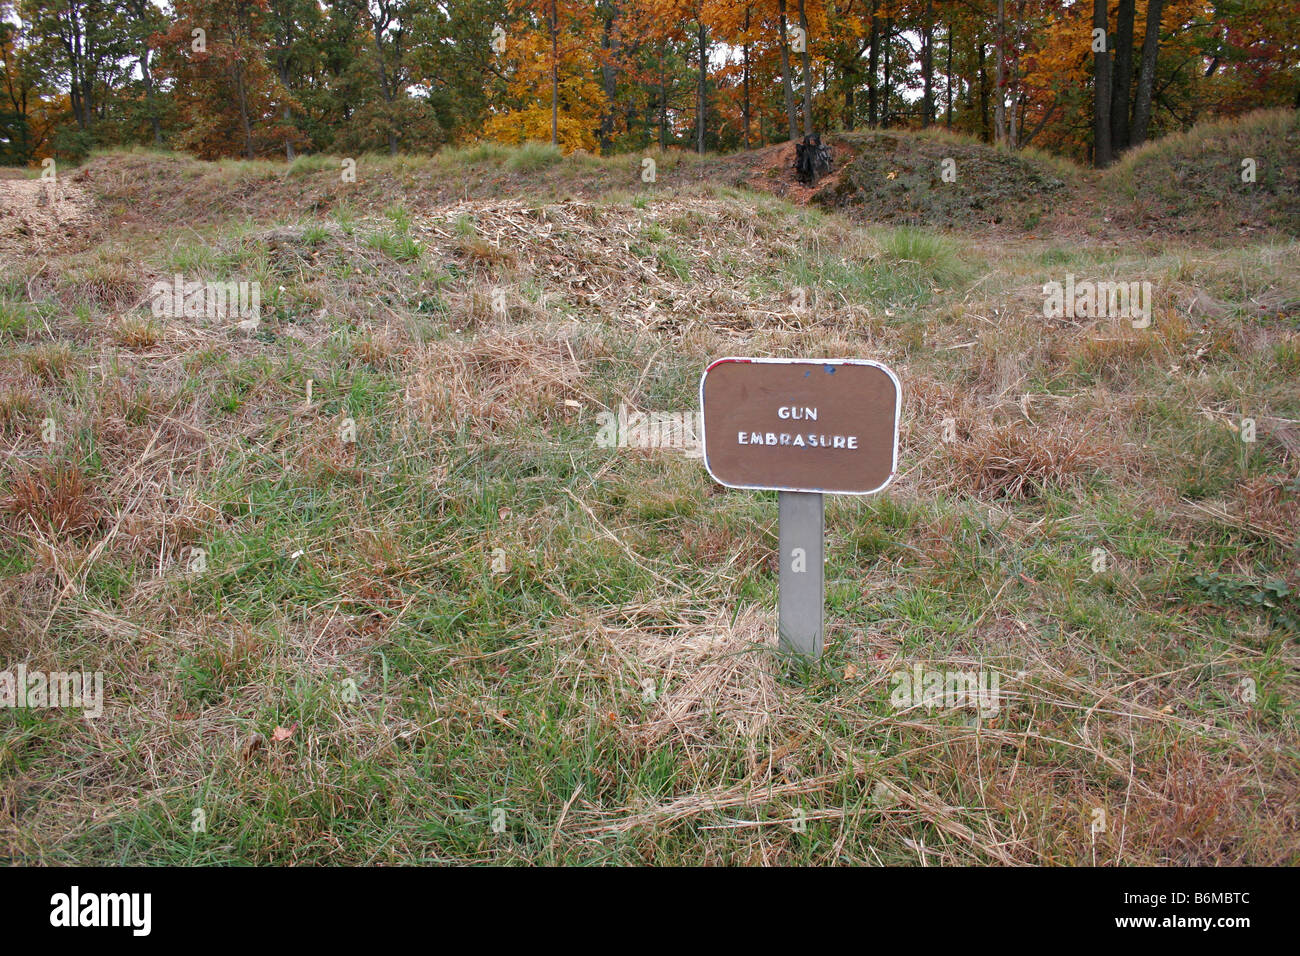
[
  {"xmin": 1130, "ymin": 0, "xmax": 1164, "ymax": 146},
  {"xmin": 20, "ymin": 0, "xmax": 128, "ymax": 135},
  {"xmin": 5, "ymin": 0, "xmax": 1294, "ymax": 165},
  {"xmin": 1110, "ymin": 0, "xmax": 1136, "ymax": 153},
  {"xmin": 0, "ymin": 3, "xmax": 46, "ymax": 163},
  {"xmin": 777, "ymin": 0, "xmax": 798, "ymax": 138},
  {"xmin": 1092, "ymin": 0, "xmax": 1111, "ymax": 166},
  {"xmin": 920, "ymin": 0, "xmax": 933, "ymax": 127},
  {"xmin": 695, "ymin": 11, "xmax": 707, "ymax": 151},
  {"xmin": 866, "ymin": 0, "xmax": 879, "ymax": 126},
  {"xmin": 157, "ymin": 0, "xmax": 300, "ymax": 159},
  {"xmin": 994, "ymin": 0, "xmax": 1005, "ymax": 144},
  {"xmin": 483, "ymin": 0, "xmax": 606, "ymax": 151},
  {"xmin": 363, "ymin": 0, "xmax": 415, "ymax": 154},
  {"xmin": 263, "ymin": 0, "xmax": 323, "ymax": 159},
  {"xmin": 796, "ymin": 0, "xmax": 812, "ymax": 135},
  {"xmin": 821, "ymin": 0, "xmax": 870, "ymax": 131},
  {"xmin": 596, "ymin": 0, "xmax": 621, "ymax": 153}
]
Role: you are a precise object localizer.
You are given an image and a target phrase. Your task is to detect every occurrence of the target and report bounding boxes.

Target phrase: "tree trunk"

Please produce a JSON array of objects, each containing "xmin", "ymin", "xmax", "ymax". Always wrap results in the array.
[
  {"xmin": 994, "ymin": 0, "xmax": 1006, "ymax": 146},
  {"xmin": 978, "ymin": 38, "xmax": 989, "ymax": 141},
  {"xmin": 945, "ymin": 19, "xmax": 953, "ymax": 127},
  {"xmin": 371, "ymin": 16, "xmax": 398, "ymax": 156},
  {"xmin": 778, "ymin": 0, "xmax": 798, "ymax": 139},
  {"xmin": 1131, "ymin": 0, "xmax": 1164, "ymax": 146},
  {"xmin": 696, "ymin": 21, "xmax": 707, "ymax": 153},
  {"xmin": 67, "ymin": 9, "xmax": 89, "ymax": 130},
  {"xmin": 1093, "ymin": 0, "xmax": 1112, "ymax": 167},
  {"xmin": 881, "ymin": 18, "xmax": 891, "ymax": 128},
  {"xmin": 550, "ymin": 1, "xmax": 559, "ymax": 147},
  {"xmin": 125, "ymin": 0, "xmax": 162, "ymax": 144},
  {"xmin": 283, "ymin": 103, "xmax": 294, "ymax": 160},
  {"xmin": 658, "ymin": 51, "xmax": 667, "ymax": 149},
  {"xmin": 599, "ymin": 3, "xmax": 619, "ymax": 155},
  {"xmin": 234, "ymin": 66, "xmax": 253, "ymax": 159},
  {"xmin": 798, "ymin": 0, "xmax": 813, "ymax": 136},
  {"xmin": 277, "ymin": 54, "xmax": 294, "ymax": 161},
  {"xmin": 140, "ymin": 47, "xmax": 162, "ymax": 145},
  {"xmin": 1010, "ymin": 0, "xmax": 1025, "ymax": 148},
  {"xmin": 742, "ymin": 6, "xmax": 751, "ymax": 148},
  {"xmin": 866, "ymin": 4, "xmax": 879, "ymax": 127},
  {"xmin": 921, "ymin": 0, "xmax": 933, "ymax": 127},
  {"xmin": 843, "ymin": 67, "xmax": 855, "ymax": 130},
  {"xmin": 1110, "ymin": 0, "xmax": 1136, "ymax": 152}
]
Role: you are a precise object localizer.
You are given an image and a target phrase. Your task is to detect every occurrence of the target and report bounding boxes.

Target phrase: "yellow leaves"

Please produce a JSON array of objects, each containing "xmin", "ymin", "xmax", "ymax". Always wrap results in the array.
[
  {"xmin": 488, "ymin": 1, "xmax": 608, "ymax": 153},
  {"xmin": 483, "ymin": 106, "xmax": 603, "ymax": 153}
]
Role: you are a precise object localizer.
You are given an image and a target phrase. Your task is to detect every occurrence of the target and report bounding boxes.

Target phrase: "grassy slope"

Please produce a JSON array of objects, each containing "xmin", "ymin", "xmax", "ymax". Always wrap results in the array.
[
  {"xmin": 815, "ymin": 126, "xmax": 1071, "ymax": 228},
  {"xmin": 0, "ymin": 114, "xmax": 1297, "ymax": 864}
]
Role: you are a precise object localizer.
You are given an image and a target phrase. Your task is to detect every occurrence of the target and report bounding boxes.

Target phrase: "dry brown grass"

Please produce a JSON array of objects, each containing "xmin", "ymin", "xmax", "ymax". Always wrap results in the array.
[
  {"xmin": 600, "ymin": 606, "xmax": 781, "ymax": 750},
  {"xmin": 0, "ymin": 177, "xmax": 96, "ymax": 257},
  {"xmin": 412, "ymin": 196, "xmax": 842, "ymax": 337},
  {"xmin": 1073, "ymin": 325, "xmax": 1165, "ymax": 385},
  {"xmin": 21, "ymin": 343, "xmax": 74, "ymax": 384},
  {"xmin": 945, "ymin": 421, "xmax": 1110, "ymax": 500},
  {"xmin": 350, "ymin": 332, "xmax": 402, "ymax": 367},
  {"xmin": 0, "ymin": 387, "xmax": 39, "ymax": 433},
  {"xmin": 404, "ymin": 328, "xmax": 595, "ymax": 430},
  {"xmin": 1203, "ymin": 473, "xmax": 1300, "ymax": 547},
  {"xmin": 2, "ymin": 464, "xmax": 105, "ymax": 538},
  {"xmin": 57, "ymin": 258, "xmax": 145, "ymax": 311},
  {"xmin": 110, "ymin": 315, "xmax": 162, "ymax": 350},
  {"xmin": 453, "ymin": 234, "xmax": 519, "ymax": 269}
]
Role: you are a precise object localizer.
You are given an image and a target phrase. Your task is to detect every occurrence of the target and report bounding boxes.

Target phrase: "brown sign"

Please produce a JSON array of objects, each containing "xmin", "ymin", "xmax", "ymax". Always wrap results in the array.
[{"xmin": 700, "ymin": 358, "xmax": 900, "ymax": 494}]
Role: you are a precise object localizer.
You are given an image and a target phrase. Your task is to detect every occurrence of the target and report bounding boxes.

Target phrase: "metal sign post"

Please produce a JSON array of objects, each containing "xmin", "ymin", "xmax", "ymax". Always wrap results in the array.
[
  {"xmin": 700, "ymin": 357, "xmax": 901, "ymax": 661},
  {"xmin": 778, "ymin": 490, "xmax": 824, "ymax": 658}
]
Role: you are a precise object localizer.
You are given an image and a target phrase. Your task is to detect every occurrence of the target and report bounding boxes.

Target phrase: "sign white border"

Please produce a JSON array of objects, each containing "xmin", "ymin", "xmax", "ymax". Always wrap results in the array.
[{"xmin": 699, "ymin": 356, "xmax": 902, "ymax": 495}]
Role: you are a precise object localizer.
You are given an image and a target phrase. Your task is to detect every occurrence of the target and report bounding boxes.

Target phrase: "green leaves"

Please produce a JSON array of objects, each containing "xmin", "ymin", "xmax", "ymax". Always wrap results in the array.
[{"xmin": 1192, "ymin": 572, "xmax": 1299, "ymax": 634}]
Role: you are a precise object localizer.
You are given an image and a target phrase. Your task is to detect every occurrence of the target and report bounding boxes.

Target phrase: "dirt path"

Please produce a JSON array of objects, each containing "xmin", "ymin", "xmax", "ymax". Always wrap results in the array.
[{"xmin": 0, "ymin": 177, "xmax": 95, "ymax": 257}]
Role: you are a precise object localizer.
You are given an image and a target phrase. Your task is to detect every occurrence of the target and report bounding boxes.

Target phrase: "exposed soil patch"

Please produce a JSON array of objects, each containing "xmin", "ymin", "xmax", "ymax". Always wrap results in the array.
[{"xmin": 703, "ymin": 137, "xmax": 857, "ymax": 206}]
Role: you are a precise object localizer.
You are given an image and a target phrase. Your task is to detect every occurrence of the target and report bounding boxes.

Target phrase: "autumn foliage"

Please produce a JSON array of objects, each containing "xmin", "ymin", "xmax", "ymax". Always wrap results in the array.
[{"xmin": 1, "ymin": 0, "xmax": 1296, "ymax": 164}]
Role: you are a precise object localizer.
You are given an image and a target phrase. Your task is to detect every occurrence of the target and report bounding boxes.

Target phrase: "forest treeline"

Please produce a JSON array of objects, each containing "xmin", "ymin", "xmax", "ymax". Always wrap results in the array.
[{"xmin": 1, "ymin": 0, "xmax": 1296, "ymax": 168}]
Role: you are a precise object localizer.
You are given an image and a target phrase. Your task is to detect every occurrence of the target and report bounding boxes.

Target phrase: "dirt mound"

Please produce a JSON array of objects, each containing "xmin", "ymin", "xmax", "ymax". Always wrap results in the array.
[
  {"xmin": 78, "ymin": 149, "xmax": 648, "ymax": 232},
  {"xmin": 0, "ymin": 176, "xmax": 96, "ymax": 256},
  {"xmin": 63, "ymin": 110, "xmax": 1296, "ymax": 246},
  {"xmin": 814, "ymin": 129, "xmax": 1069, "ymax": 228},
  {"xmin": 1109, "ymin": 109, "xmax": 1300, "ymax": 237}
]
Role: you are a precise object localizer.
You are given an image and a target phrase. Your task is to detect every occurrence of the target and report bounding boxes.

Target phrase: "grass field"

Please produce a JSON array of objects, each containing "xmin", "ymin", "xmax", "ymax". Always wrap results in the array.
[{"xmin": 1, "ymin": 111, "xmax": 1297, "ymax": 865}]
